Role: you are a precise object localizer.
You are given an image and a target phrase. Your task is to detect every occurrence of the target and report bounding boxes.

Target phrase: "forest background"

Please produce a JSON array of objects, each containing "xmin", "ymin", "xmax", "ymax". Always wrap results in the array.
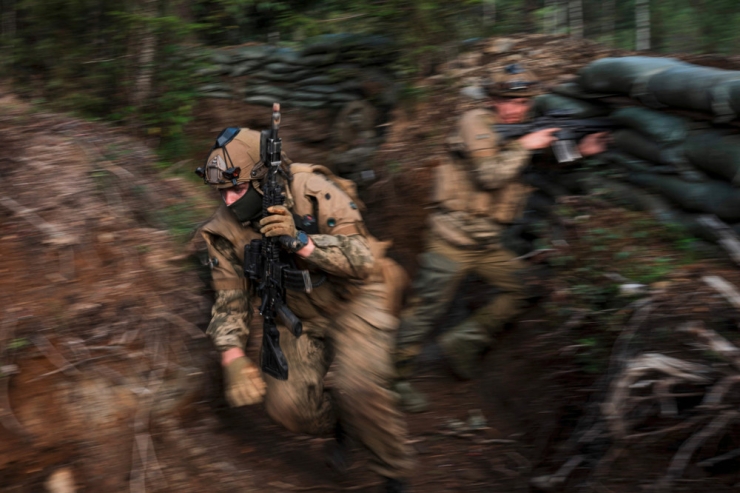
[{"xmin": 1, "ymin": 0, "xmax": 739, "ymax": 165}]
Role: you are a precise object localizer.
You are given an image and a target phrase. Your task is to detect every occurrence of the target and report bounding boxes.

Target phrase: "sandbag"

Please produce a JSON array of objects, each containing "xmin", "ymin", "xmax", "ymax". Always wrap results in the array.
[
  {"xmin": 577, "ymin": 56, "xmax": 687, "ymax": 95},
  {"xmin": 231, "ymin": 61, "xmax": 260, "ymax": 77},
  {"xmin": 233, "ymin": 45, "xmax": 274, "ymax": 61},
  {"xmin": 251, "ymin": 69, "xmax": 311, "ymax": 83},
  {"xmin": 290, "ymin": 91, "xmax": 329, "ymax": 102},
  {"xmin": 551, "ymin": 82, "xmax": 612, "ymax": 100},
  {"xmin": 290, "ymin": 100, "xmax": 328, "ymax": 109},
  {"xmin": 297, "ymin": 54, "xmax": 338, "ymax": 67},
  {"xmin": 684, "ymin": 131, "xmax": 740, "ymax": 185},
  {"xmin": 611, "ymin": 129, "xmax": 684, "ymax": 166},
  {"xmin": 725, "ymin": 80, "xmax": 740, "ymax": 120},
  {"xmin": 329, "ymin": 92, "xmax": 362, "ymax": 103},
  {"xmin": 211, "ymin": 50, "xmax": 234, "ymax": 65},
  {"xmin": 610, "ymin": 107, "xmax": 689, "ymax": 145},
  {"xmin": 532, "ymin": 93, "xmax": 609, "ymax": 118},
  {"xmin": 626, "ymin": 172, "xmax": 740, "ymax": 221},
  {"xmin": 298, "ymin": 75, "xmax": 336, "ymax": 86},
  {"xmin": 644, "ymin": 65, "xmax": 740, "ymax": 120},
  {"xmin": 264, "ymin": 62, "xmax": 304, "ymax": 74},
  {"xmin": 244, "ymin": 95, "xmax": 279, "ymax": 107},
  {"xmin": 198, "ymin": 83, "xmax": 232, "ymax": 93},
  {"xmin": 201, "ymin": 92, "xmax": 233, "ymax": 100},
  {"xmin": 601, "ymin": 151, "xmax": 677, "ymax": 175},
  {"xmin": 243, "ymin": 85, "xmax": 290, "ymax": 99},
  {"xmin": 271, "ymin": 48, "xmax": 301, "ymax": 65},
  {"xmin": 300, "ymin": 85, "xmax": 342, "ymax": 95}
]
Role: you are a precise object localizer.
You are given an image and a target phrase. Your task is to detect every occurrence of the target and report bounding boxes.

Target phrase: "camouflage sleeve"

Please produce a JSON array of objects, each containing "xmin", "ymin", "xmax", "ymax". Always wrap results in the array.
[
  {"xmin": 301, "ymin": 233, "xmax": 374, "ymax": 280},
  {"xmin": 458, "ymin": 110, "xmax": 531, "ymax": 190},
  {"xmin": 201, "ymin": 231, "xmax": 252, "ymax": 352},
  {"xmin": 470, "ymin": 140, "xmax": 531, "ymax": 190},
  {"xmin": 206, "ymin": 289, "xmax": 251, "ymax": 352}
]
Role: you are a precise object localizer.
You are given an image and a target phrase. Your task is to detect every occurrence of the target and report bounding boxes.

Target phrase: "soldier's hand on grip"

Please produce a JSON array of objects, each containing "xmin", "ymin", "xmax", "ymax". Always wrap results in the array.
[
  {"xmin": 518, "ymin": 127, "xmax": 560, "ymax": 151},
  {"xmin": 259, "ymin": 205, "xmax": 297, "ymax": 238},
  {"xmin": 578, "ymin": 131, "xmax": 610, "ymax": 157},
  {"xmin": 224, "ymin": 356, "xmax": 266, "ymax": 407}
]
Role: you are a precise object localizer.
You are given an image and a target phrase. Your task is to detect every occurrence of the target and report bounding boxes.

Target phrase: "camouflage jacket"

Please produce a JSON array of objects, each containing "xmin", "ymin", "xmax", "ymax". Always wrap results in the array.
[
  {"xmin": 200, "ymin": 164, "xmax": 381, "ymax": 352},
  {"xmin": 430, "ymin": 108, "xmax": 533, "ymax": 248}
]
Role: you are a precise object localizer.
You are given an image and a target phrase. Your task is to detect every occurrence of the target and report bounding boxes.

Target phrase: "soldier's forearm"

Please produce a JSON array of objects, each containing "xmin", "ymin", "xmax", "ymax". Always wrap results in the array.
[
  {"xmin": 206, "ymin": 289, "xmax": 251, "ymax": 352},
  {"xmin": 472, "ymin": 141, "xmax": 530, "ymax": 190},
  {"xmin": 301, "ymin": 234, "xmax": 374, "ymax": 279}
]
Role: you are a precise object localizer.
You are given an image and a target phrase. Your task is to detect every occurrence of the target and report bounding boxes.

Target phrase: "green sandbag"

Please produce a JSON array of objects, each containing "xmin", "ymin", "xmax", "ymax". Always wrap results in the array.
[
  {"xmin": 233, "ymin": 45, "xmax": 273, "ymax": 61},
  {"xmin": 645, "ymin": 65, "xmax": 740, "ymax": 120},
  {"xmin": 290, "ymin": 91, "xmax": 329, "ymax": 102},
  {"xmin": 551, "ymin": 82, "xmax": 614, "ymax": 99},
  {"xmin": 577, "ymin": 56, "xmax": 687, "ymax": 95},
  {"xmin": 626, "ymin": 172, "xmax": 740, "ymax": 221},
  {"xmin": 251, "ymin": 69, "xmax": 311, "ymax": 83},
  {"xmin": 243, "ymin": 85, "xmax": 290, "ymax": 99},
  {"xmin": 271, "ymin": 48, "xmax": 300, "ymax": 65},
  {"xmin": 329, "ymin": 92, "xmax": 361, "ymax": 103},
  {"xmin": 231, "ymin": 61, "xmax": 260, "ymax": 77},
  {"xmin": 533, "ymin": 94, "xmax": 609, "ymax": 118},
  {"xmin": 601, "ymin": 151, "xmax": 676, "ymax": 174},
  {"xmin": 684, "ymin": 131, "xmax": 740, "ymax": 185},
  {"xmin": 200, "ymin": 92, "xmax": 233, "ymax": 100},
  {"xmin": 298, "ymin": 75, "xmax": 336, "ymax": 86},
  {"xmin": 198, "ymin": 83, "xmax": 232, "ymax": 93},
  {"xmin": 297, "ymin": 54, "xmax": 337, "ymax": 67},
  {"xmin": 612, "ymin": 130, "xmax": 683, "ymax": 165},
  {"xmin": 290, "ymin": 100, "xmax": 329, "ymax": 109},
  {"xmin": 610, "ymin": 107, "xmax": 688, "ymax": 145},
  {"xmin": 725, "ymin": 80, "xmax": 740, "ymax": 120},
  {"xmin": 265, "ymin": 62, "xmax": 304, "ymax": 74},
  {"xmin": 244, "ymin": 95, "xmax": 278, "ymax": 107},
  {"xmin": 197, "ymin": 65, "xmax": 230, "ymax": 77},
  {"xmin": 300, "ymin": 85, "xmax": 342, "ymax": 95}
]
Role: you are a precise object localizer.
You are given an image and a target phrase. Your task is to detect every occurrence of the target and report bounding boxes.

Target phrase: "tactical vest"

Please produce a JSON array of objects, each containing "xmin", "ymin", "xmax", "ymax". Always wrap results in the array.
[
  {"xmin": 201, "ymin": 163, "xmax": 408, "ymax": 319},
  {"xmin": 430, "ymin": 109, "xmax": 532, "ymax": 247}
]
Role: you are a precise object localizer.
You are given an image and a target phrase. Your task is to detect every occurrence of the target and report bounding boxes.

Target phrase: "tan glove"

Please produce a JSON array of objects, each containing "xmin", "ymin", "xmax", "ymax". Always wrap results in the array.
[
  {"xmin": 223, "ymin": 356, "xmax": 266, "ymax": 407},
  {"xmin": 259, "ymin": 205, "xmax": 297, "ymax": 238}
]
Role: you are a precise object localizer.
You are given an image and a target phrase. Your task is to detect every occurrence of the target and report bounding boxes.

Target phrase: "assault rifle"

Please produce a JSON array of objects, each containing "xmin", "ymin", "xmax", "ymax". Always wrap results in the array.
[
  {"xmin": 493, "ymin": 109, "xmax": 619, "ymax": 163},
  {"xmin": 243, "ymin": 103, "xmax": 313, "ymax": 381}
]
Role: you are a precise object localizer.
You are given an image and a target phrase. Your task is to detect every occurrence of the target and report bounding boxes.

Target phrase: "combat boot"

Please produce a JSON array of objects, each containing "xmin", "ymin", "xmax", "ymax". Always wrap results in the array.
[
  {"xmin": 393, "ymin": 380, "xmax": 429, "ymax": 413},
  {"xmin": 437, "ymin": 319, "xmax": 489, "ymax": 380},
  {"xmin": 383, "ymin": 477, "xmax": 408, "ymax": 492}
]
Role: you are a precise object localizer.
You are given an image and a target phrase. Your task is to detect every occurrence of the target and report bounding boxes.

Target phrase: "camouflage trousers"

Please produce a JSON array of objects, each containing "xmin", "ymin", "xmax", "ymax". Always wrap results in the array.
[
  {"xmin": 395, "ymin": 234, "xmax": 528, "ymax": 376},
  {"xmin": 262, "ymin": 282, "xmax": 415, "ymax": 480}
]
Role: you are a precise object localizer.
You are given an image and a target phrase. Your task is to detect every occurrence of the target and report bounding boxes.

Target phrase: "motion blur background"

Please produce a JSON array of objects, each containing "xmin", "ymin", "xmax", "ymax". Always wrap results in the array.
[{"xmin": 1, "ymin": 0, "xmax": 739, "ymax": 165}]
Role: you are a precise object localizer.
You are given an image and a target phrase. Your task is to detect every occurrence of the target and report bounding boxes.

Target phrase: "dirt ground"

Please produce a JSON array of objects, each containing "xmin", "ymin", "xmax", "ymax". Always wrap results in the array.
[{"xmin": 2, "ymin": 34, "xmax": 740, "ymax": 493}]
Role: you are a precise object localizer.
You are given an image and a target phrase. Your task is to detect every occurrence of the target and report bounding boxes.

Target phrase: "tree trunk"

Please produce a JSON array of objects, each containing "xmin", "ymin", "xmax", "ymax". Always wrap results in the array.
[
  {"xmin": 556, "ymin": 0, "xmax": 567, "ymax": 34},
  {"xmin": 544, "ymin": 0, "xmax": 555, "ymax": 34},
  {"xmin": 1, "ymin": 0, "xmax": 16, "ymax": 40},
  {"xmin": 131, "ymin": 0, "xmax": 158, "ymax": 111},
  {"xmin": 635, "ymin": 0, "xmax": 650, "ymax": 51},
  {"xmin": 483, "ymin": 0, "xmax": 496, "ymax": 29},
  {"xmin": 569, "ymin": 0, "xmax": 583, "ymax": 39},
  {"xmin": 601, "ymin": 0, "xmax": 615, "ymax": 46}
]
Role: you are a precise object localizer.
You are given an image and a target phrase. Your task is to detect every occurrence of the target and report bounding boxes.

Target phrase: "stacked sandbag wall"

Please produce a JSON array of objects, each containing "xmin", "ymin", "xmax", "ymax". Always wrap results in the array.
[
  {"xmin": 197, "ymin": 34, "xmax": 400, "ymax": 186},
  {"xmin": 516, "ymin": 56, "xmax": 740, "ymax": 254}
]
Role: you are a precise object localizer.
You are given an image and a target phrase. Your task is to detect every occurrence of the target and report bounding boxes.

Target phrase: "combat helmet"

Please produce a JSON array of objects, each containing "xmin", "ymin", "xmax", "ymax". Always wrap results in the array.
[
  {"xmin": 195, "ymin": 128, "xmax": 269, "ymax": 189},
  {"xmin": 484, "ymin": 63, "xmax": 541, "ymax": 98}
]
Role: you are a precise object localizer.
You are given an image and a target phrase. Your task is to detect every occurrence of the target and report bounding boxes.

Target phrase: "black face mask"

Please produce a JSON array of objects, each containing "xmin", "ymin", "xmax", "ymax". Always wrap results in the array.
[{"xmin": 227, "ymin": 185, "xmax": 263, "ymax": 223}]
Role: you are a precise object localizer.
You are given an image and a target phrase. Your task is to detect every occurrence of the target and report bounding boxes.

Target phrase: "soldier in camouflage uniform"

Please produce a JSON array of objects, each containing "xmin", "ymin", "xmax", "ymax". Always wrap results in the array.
[
  {"xmin": 197, "ymin": 128, "xmax": 414, "ymax": 492},
  {"xmin": 394, "ymin": 65, "xmax": 609, "ymax": 412}
]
